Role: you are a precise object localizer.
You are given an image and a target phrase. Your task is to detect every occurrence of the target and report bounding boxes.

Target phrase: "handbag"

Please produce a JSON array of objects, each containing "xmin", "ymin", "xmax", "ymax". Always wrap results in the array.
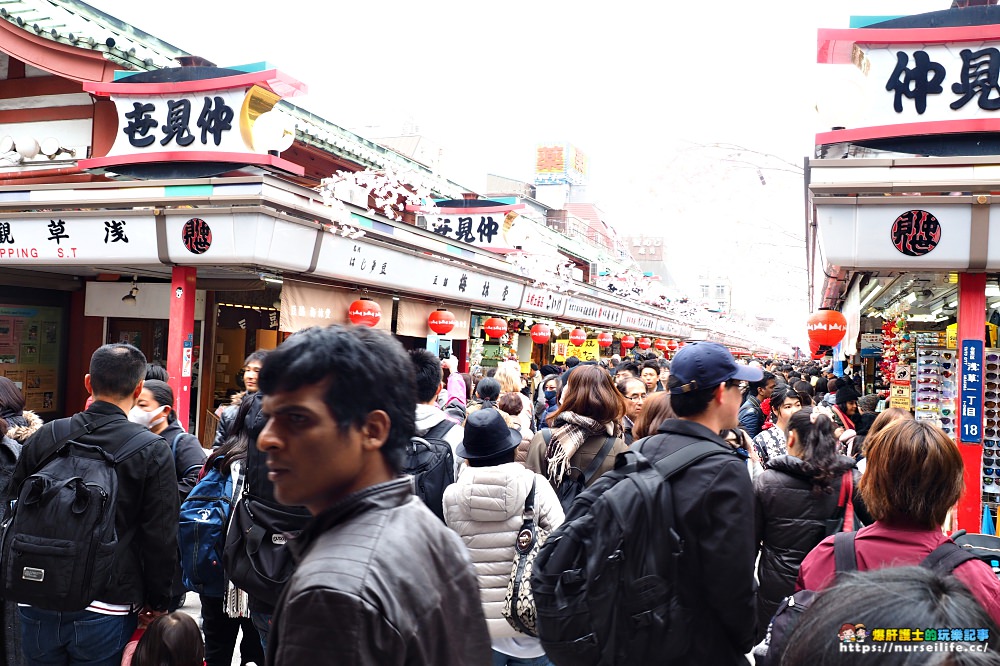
[
  {"xmin": 824, "ymin": 471, "xmax": 855, "ymax": 536},
  {"xmin": 502, "ymin": 476, "xmax": 549, "ymax": 636}
]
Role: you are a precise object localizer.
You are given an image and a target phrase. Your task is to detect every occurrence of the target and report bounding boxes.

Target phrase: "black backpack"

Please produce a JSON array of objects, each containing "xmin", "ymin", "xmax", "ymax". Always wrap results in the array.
[
  {"xmin": 531, "ymin": 435, "xmax": 730, "ymax": 665},
  {"xmin": 1, "ymin": 415, "xmax": 158, "ymax": 611},
  {"xmin": 403, "ymin": 419, "xmax": 456, "ymax": 521},
  {"xmin": 540, "ymin": 429, "xmax": 616, "ymax": 514},
  {"xmin": 759, "ymin": 530, "xmax": 978, "ymax": 665}
]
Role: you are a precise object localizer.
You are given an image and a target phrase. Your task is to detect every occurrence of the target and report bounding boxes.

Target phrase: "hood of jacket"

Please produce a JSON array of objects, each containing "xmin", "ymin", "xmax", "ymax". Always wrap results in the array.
[
  {"xmin": 448, "ymin": 463, "xmax": 530, "ymax": 523},
  {"xmin": 414, "ymin": 403, "xmax": 453, "ymax": 435},
  {"xmin": 765, "ymin": 454, "xmax": 856, "ymax": 481},
  {"xmin": 5, "ymin": 410, "xmax": 42, "ymax": 443}
]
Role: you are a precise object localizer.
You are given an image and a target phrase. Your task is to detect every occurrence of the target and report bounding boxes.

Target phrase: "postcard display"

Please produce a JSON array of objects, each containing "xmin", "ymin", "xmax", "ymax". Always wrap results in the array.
[{"xmin": 0, "ymin": 305, "xmax": 62, "ymax": 414}]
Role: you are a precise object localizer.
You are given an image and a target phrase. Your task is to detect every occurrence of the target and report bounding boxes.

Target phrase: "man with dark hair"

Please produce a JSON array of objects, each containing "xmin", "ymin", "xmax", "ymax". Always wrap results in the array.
[
  {"xmin": 640, "ymin": 360, "xmax": 664, "ymax": 393},
  {"xmin": 409, "ymin": 349, "xmax": 463, "ymax": 477},
  {"xmin": 256, "ymin": 326, "xmax": 491, "ymax": 665},
  {"xmin": 738, "ymin": 371, "xmax": 776, "ymax": 438},
  {"xmin": 630, "ymin": 341, "xmax": 761, "ymax": 663},
  {"xmin": 615, "ymin": 361, "xmax": 640, "ymax": 381},
  {"xmin": 9, "ymin": 343, "xmax": 177, "ymax": 665}
]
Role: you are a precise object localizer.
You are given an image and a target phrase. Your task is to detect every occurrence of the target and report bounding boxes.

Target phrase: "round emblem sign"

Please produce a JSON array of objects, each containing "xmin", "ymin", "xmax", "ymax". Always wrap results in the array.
[
  {"xmin": 182, "ymin": 218, "xmax": 212, "ymax": 255},
  {"xmin": 890, "ymin": 210, "xmax": 940, "ymax": 257}
]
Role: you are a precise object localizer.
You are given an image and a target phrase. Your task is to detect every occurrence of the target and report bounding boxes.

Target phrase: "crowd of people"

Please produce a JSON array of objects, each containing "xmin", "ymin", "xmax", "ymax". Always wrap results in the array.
[{"xmin": 0, "ymin": 329, "xmax": 996, "ymax": 665}]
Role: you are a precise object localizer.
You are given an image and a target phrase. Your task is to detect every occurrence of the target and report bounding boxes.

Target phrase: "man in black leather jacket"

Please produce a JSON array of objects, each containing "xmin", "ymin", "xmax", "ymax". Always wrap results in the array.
[
  {"xmin": 7, "ymin": 343, "xmax": 177, "ymax": 665},
  {"xmin": 257, "ymin": 326, "xmax": 491, "ymax": 666}
]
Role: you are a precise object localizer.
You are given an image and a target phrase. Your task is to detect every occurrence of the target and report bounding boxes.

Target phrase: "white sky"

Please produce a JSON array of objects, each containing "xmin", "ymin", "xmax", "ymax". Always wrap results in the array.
[{"xmin": 82, "ymin": 0, "xmax": 948, "ymax": 342}]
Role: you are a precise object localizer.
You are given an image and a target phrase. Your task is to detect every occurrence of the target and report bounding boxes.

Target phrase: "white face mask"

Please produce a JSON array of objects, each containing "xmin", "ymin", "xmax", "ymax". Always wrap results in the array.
[{"xmin": 128, "ymin": 405, "xmax": 167, "ymax": 429}]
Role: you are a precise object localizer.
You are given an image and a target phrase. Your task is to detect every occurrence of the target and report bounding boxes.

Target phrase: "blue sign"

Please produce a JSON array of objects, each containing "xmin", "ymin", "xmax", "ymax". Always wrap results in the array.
[{"xmin": 961, "ymin": 339, "xmax": 984, "ymax": 443}]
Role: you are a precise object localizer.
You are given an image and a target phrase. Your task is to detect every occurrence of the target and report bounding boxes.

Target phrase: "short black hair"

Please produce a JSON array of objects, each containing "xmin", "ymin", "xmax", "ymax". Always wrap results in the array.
[
  {"xmin": 475, "ymin": 377, "xmax": 501, "ymax": 401},
  {"xmin": 617, "ymin": 362, "xmax": 640, "ymax": 377},
  {"xmin": 669, "ymin": 377, "xmax": 740, "ymax": 417},
  {"xmin": 566, "ymin": 356, "xmax": 580, "ymax": 368},
  {"xmin": 145, "ymin": 363, "xmax": 169, "ymax": 382},
  {"xmin": 641, "ymin": 360, "xmax": 660, "ymax": 373},
  {"xmin": 243, "ymin": 350, "xmax": 269, "ymax": 367},
  {"xmin": 90, "ymin": 344, "xmax": 146, "ymax": 399},
  {"xmin": 530, "ymin": 363, "xmax": 539, "ymax": 371},
  {"xmin": 749, "ymin": 371, "xmax": 776, "ymax": 397},
  {"xmin": 409, "ymin": 349, "xmax": 443, "ymax": 403},
  {"xmin": 258, "ymin": 326, "xmax": 415, "ymax": 473}
]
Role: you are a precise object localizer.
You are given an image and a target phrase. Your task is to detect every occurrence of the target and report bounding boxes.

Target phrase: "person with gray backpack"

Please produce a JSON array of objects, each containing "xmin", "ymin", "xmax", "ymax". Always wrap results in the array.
[{"xmin": 3, "ymin": 344, "xmax": 178, "ymax": 666}]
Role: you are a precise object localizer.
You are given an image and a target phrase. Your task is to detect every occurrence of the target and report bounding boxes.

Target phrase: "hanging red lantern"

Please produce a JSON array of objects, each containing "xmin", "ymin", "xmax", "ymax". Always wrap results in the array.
[
  {"xmin": 809, "ymin": 339, "xmax": 821, "ymax": 353},
  {"xmin": 678, "ymin": 340, "xmax": 685, "ymax": 348},
  {"xmin": 620, "ymin": 335, "xmax": 635, "ymax": 350},
  {"xmin": 654, "ymin": 339, "xmax": 668, "ymax": 351},
  {"xmin": 569, "ymin": 328, "xmax": 587, "ymax": 346},
  {"xmin": 530, "ymin": 323, "xmax": 550, "ymax": 344},
  {"xmin": 638, "ymin": 337, "xmax": 652, "ymax": 350},
  {"xmin": 666, "ymin": 339, "xmax": 679, "ymax": 352},
  {"xmin": 483, "ymin": 317, "xmax": 508, "ymax": 338},
  {"xmin": 348, "ymin": 298, "xmax": 381, "ymax": 327},
  {"xmin": 427, "ymin": 308, "xmax": 456, "ymax": 335},
  {"xmin": 597, "ymin": 331, "xmax": 613, "ymax": 347},
  {"xmin": 807, "ymin": 310, "xmax": 848, "ymax": 348}
]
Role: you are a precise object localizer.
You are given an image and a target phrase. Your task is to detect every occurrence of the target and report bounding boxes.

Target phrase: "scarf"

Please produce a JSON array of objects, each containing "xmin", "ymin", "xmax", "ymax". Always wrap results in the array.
[
  {"xmin": 545, "ymin": 411, "xmax": 618, "ymax": 485},
  {"xmin": 832, "ymin": 405, "xmax": 855, "ymax": 431}
]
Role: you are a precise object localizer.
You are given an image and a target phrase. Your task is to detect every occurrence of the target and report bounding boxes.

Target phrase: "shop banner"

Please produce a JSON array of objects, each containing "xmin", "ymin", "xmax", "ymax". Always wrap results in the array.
[
  {"xmin": 396, "ymin": 300, "xmax": 470, "ymax": 340},
  {"xmin": 564, "ymin": 298, "xmax": 622, "ymax": 326},
  {"xmin": 280, "ymin": 280, "xmax": 391, "ymax": 332},
  {"xmin": 519, "ymin": 286, "xmax": 567, "ymax": 317}
]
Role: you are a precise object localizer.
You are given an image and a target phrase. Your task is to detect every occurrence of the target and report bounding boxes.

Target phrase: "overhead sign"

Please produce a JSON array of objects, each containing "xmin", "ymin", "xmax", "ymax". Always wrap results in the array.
[
  {"xmin": 535, "ymin": 143, "xmax": 588, "ymax": 186},
  {"xmin": 564, "ymin": 298, "xmax": 622, "ymax": 326},
  {"xmin": 81, "ymin": 67, "xmax": 306, "ymax": 178},
  {"xmin": 519, "ymin": 286, "xmax": 567, "ymax": 317}
]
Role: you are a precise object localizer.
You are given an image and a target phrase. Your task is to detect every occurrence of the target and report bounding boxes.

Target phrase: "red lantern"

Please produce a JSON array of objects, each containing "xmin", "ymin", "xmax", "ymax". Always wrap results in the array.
[
  {"xmin": 427, "ymin": 308, "xmax": 456, "ymax": 335},
  {"xmin": 654, "ymin": 339, "xmax": 668, "ymax": 351},
  {"xmin": 348, "ymin": 298, "xmax": 381, "ymax": 327},
  {"xmin": 597, "ymin": 332, "xmax": 613, "ymax": 348},
  {"xmin": 666, "ymin": 339, "xmax": 679, "ymax": 352},
  {"xmin": 809, "ymin": 339, "xmax": 821, "ymax": 353},
  {"xmin": 483, "ymin": 317, "xmax": 508, "ymax": 338},
  {"xmin": 569, "ymin": 328, "xmax": 587, "ymax": 346},
  {"xmin": 807, "ymin": 310, "xmax": 848, "ymax": 348},
  {"xmin": 678, "ymin": 340, "xmax": 685, "ymax": 348},
  {"xmin": 638, "ymin": 337, "xmax": 652, "ymax": 350},
  {"xmin": 530, "ymin": 323, "xmax": 550, "ymax": 344},
  {"xmin": 620, "ymin": 335, "xmax": 635, "ymax": 350}
]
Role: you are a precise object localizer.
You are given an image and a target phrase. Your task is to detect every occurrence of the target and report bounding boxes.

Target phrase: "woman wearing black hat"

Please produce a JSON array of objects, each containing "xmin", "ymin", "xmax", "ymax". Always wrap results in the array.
[
  {"xmin": 831, "ymin": 382, "xmax": 860, "ymax": 441},
  {"xmin": 442, "ymin": 409, "xmax": 564, "ymax": 665}
]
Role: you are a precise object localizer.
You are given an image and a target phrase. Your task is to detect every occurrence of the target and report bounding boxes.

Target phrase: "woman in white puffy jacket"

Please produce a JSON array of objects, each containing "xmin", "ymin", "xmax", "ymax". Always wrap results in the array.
[{"xmin": 443, "ymin": 408, "xmax": 564, "ymax": 666}]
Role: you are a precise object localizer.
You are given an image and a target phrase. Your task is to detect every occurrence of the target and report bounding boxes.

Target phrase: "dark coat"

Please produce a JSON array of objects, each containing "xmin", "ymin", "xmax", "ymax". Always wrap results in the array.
[
  {"xmin": 159, "ymin": 421, "xmax": 206, "ymax": 503},
  {"xmin": 267, "ymin": 478, "xmax": 492, "ymax": 666},
  {"xmin": 738, "ymin": 395, "xmax": 765, "ymax": 438},
  {"xmin": 7, "ymin": 401, "xmax": 178, "ymax": 610},
  {"xmin": 634, "ymin": 419, "xmax": 758, "ymax": 665},
  {"xmin": 752, "ymin": 454, "xmax": 871, "ymax": 638}
]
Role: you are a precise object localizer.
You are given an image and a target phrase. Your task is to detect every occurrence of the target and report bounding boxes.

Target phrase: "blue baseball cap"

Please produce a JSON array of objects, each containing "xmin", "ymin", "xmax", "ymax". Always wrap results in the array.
[{"xmin": 668, "ymin": 342, "xmax": 763, "ymax": 394}]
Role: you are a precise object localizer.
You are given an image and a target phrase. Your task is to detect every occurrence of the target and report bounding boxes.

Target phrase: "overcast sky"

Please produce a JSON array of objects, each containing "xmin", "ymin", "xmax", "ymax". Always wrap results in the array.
[{"xmin": 83, "ymin": 0, "xmax": 948, "ymax": 340}]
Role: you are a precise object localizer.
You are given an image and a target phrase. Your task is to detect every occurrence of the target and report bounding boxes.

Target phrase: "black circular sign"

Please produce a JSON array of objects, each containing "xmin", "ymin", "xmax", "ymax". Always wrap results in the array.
[
  {"xmin": 890, "ymin": 209, "xmax": 941, "ymax": 257},
  {"xmin": 182, "ymin": 218, "xmax": 212, "ymax": 255}
]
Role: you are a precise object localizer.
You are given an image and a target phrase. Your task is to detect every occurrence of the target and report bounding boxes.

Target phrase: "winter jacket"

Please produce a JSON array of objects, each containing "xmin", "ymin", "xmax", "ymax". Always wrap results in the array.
[
  {"xmin": 2, "ymin": 409, "xmax": 41, "ymax": 444},
  {"xmin": 267, "ymin": 478, "xmax": 492, "ymax": 666},
  {"xmin": 738, "ymin": 395, "xmax": 765, "ymax": 438},
  {"xmin": 797, "ymin": 520, "xmax": 1000, "ymax": 627},
  {"xmin": 633, "ymin": 419, "xmax": 758, "ymax": 664},
  {"xmin": 213, "ymin": 391, "xmax": 247, "ymax": 448},
  {"xmin": 753, "ymin": 455, "xmax": 871, "ymax": 638},
  {"xmin": 159, "ymin": 420, "xmax": 207, "ymax": 503},
  {"xmin": 415, "ymin": 403, "xmax": 464, "ymax": 478},
  {"xmin": 6, "ymin": 401, "xmax": 178, "ymax": 610},
  {"xmin": 443, "ymin": 463, "xmax": 564, "ymax": 639}
]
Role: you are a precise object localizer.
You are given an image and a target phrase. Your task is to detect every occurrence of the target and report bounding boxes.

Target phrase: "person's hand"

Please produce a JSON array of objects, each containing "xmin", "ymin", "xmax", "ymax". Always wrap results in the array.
[{"xmin": 137, "ymin": 606, "xmax": 166, "ymax": 628}]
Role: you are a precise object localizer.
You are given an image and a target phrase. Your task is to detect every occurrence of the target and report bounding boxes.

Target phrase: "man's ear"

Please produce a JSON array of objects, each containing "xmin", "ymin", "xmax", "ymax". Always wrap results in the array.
[
  {"xmin": 361, "ymin": 410, "xmax": 391, "ymax": 451},
  {"xmin": 84, "ymin": 373, "xmax": 93, "ymax": 395}
]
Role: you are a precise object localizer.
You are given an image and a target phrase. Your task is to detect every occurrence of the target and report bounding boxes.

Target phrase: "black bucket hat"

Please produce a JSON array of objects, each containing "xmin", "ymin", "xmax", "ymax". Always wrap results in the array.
[{"xmin": 457, "ymin": 409, "xmax": 522, "ymax": 460}]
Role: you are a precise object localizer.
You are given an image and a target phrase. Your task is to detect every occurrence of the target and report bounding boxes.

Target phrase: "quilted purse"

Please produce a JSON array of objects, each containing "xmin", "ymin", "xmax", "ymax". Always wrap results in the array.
[{"xmin": 502, "ymin": 476, "xmax": 549, "ymax": 636}]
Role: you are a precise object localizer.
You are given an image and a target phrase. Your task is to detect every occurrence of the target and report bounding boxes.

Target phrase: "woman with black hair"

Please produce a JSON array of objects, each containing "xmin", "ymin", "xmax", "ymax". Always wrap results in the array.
[
  {"xmin": 132, "ymin": 379, "xmax": 206, "ymax": 502},
  {"xmin": 753, "ymin": 407, "xmax": 871, "ymax": 642},
  {"xmin": 0, "ymin": 375, "xmax": 42, "ymax": 444}
]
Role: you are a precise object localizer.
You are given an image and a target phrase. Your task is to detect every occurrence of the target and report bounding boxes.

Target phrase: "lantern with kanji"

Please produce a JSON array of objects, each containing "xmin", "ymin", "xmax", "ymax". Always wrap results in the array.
[
  {"xmin": 530, "ymin": 323, "xmax": 550, "ymax": 344},
  {"xmin": 597, "ymin": 331, "xmax": 613, "ymax": 348},
  {"xmin": 483, "ymin": 317, "xmax": 508, "ymax": 338},
  {"xmin": 621, "ymin": 335, "xmax": 635, "ymax": 350},
  {"xmin": 569, "ymin": 328, "xmax": 587, "ymax": 346},
  {"xmin": 666, "ymin": 339, "xmax": 679, "ymax": 352},
  {"xmin": 807, "ymin": 310, "xmax": 848, "ymax": 348},
  {"xmin": 348, "ymin": 298, "xmax": 381, "ymax": 327},
  {"xmin": 427, "ymin": 308, "xmax": 456, "ymax": 335},
  {"xmin": 638, "ymin": 337, "xmax": 652, "ymax": 350},
  {"xmin": 654, "ymin": 339, "xmax": 667, "ymax": 351}
]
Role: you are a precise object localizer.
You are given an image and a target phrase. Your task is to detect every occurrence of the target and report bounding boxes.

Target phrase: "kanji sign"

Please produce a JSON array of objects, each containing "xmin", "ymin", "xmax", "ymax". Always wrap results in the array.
[
  {"xmin": 961, "ymin": 339, "xmax": 983, "ymax": 443},
  {"xmin": 891, "ymin": 210, "xmax": 941, "ymax": 257},
  {"xmin": 181, "ymin": 218, "xmax": 212, "ymax": 255}
]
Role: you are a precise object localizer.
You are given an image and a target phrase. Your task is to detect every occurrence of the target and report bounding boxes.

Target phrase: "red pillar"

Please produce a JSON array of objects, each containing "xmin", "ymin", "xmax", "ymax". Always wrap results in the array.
[
  {"xmin": 167, "ymin": 266, "xmax": 197, "ymax": 432},
  {"xmin": 957, "ymin": 272, "xmax": 986, "ymax": 533}
]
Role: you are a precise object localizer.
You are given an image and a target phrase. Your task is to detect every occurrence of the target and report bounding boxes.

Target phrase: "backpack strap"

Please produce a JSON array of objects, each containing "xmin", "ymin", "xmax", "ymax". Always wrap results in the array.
[
  {"xmin": 833, "ymin": 531, "xmax": 858, "ymax": 574},
  {"xmin": 171, "ymin": 432, "xmax": 184, "ymax": 457},
  {"xmin": 35, "ymin": 414, "xmax": 122, "ymax": 474},
  {"xmin": 647, "ymin": 438, "xmax": 731, "ymax": 481},
  {"xmin": 423, "ymin": 419, "xmax": 456, "ymax": 442},
  {"xmin": 580, "ymin": 436, "xmax": 616, "ymax": 485},
  {"xmin": 109, "ymin": 427, "xmax": 163, "ymax": 464},
  {"xmin": 921, "ymin": 540, "xmax": 978, "ymax": 575}
]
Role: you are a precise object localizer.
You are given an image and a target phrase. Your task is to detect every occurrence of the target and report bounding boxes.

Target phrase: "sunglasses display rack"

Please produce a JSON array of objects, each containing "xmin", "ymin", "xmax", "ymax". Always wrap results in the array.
[
  {"xmin": 914, "ymin": 347, "xmax": 957, "ymax": 441},
  {"xmin": 984, "ymin": 348, "xmax": 1000, "ymax": 504},
  {"xmin": 913, "ymin": 331, "xmax": 948, "ymax": 348}
]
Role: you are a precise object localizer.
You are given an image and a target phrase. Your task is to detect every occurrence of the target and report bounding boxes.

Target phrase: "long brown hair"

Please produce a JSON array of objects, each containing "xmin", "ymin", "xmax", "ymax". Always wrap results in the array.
[
  {"xmin": 633, "ymin": 392, "xmax": 676, "ymax": 439},
  {"xmin": 549, "ymin": 365, "xmax": 626, "ymax": 426}
]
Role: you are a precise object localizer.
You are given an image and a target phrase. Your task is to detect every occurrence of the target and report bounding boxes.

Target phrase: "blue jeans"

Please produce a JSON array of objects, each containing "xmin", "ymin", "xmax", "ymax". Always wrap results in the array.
[
  {"xmin": 19, "ymin": 607, "xmax": 137, "ymax": 666},
  {"xmin": 492, "ymin": 650, "xmax": 551, "ymax": 666},
  {"xmin": 250, "ymin": 611, "xmax": 272, "ymax": 652}
]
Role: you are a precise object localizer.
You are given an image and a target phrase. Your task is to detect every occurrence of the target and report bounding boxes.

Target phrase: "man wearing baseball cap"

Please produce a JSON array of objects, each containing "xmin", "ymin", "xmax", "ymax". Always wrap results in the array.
[{"xmin": 631, "ymin": 341, "xmax": 761, "ymax": 664}]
